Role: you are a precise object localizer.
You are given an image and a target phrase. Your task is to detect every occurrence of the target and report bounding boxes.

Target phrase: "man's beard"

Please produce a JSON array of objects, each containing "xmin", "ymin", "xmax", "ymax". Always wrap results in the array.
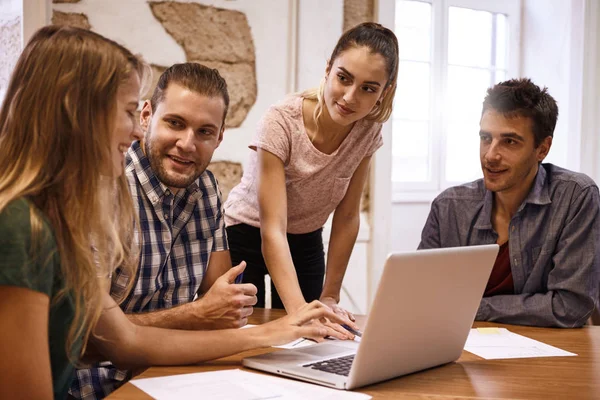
[{"xmin": 144, "ymin": 132, "xmax": 203, "ymax": 189}]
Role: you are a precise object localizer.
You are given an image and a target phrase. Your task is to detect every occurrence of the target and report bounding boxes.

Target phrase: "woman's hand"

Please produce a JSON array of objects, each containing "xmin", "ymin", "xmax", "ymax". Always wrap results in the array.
[
  {"xmin": 257, "ymin": 300, "xmax": 355, "ymax": 347},
  {"xmin": 320, "ymin": 296, "xmax": 356, "ymax": 322},
  {"xmin": 317, "ymin": 296, "xmax": 359, "ymax": 340}
]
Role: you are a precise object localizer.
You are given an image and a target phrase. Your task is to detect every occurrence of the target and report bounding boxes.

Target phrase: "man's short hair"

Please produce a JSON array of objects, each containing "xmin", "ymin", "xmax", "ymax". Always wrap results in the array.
[
  {"xmin": 482, "ymin": 78, "xmax": 559, "ymax": 147},
  {"xmin": 150, "ymin": 63, "xmax": 230, "ymax": 125}
]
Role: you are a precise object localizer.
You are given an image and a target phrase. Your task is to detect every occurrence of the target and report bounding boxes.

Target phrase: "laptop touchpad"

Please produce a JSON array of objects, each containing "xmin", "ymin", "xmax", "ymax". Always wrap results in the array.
[{"xmin": 299, "ymin": 344, "xmax": 351, "ymax": 357}]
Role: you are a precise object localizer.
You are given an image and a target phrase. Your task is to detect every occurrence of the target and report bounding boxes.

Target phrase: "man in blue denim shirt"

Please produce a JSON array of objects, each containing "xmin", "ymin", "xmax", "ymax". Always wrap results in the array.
[{"xmin": 419, "ymin": 78, "xmax": 600, "ymax": 328}]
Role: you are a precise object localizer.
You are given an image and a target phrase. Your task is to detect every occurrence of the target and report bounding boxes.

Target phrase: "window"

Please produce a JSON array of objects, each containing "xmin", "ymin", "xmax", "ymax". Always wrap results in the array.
[{"xmin": 383, "ymin": 0, "xmax": 521, "ymax": 198}]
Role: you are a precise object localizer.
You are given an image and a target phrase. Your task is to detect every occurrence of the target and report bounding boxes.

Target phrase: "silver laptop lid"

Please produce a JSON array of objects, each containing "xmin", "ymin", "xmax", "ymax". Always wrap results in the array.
[{"xmin": 347, "ymin": 244, "xmax": 498, "ymax": 389}]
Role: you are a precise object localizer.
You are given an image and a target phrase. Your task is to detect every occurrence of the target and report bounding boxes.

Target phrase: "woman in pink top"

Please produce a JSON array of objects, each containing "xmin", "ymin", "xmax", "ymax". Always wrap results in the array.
[{"xmin": 225, "ymin": 23, "xmax": 398, "ymax": 338}]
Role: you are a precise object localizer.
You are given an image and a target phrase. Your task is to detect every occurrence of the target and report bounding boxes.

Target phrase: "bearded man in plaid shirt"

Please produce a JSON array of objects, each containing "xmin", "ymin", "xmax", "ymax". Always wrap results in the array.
[{"xmin": 69, "ymin": 63, "xmax": 258, "ymax": 399}]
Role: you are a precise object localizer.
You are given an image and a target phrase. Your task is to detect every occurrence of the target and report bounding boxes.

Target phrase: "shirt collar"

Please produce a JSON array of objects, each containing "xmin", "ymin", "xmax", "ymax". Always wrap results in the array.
[
  {"xmin": 521, "ymin": 164, "xmax": 551, "ymax": 207},
  {"xmin": 127, "ymin": 141, "xmax": 201, "ymax": 205},
  {"xmin": 474, "ymin": 164, "xmax": 550, "ymax": 230}
]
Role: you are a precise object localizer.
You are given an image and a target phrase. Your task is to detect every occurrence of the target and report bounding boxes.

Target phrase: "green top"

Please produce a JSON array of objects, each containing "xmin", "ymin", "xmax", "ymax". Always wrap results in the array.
[{"xmin": 0, "ymin": 198, "xmax": 81, "ymax": 399}]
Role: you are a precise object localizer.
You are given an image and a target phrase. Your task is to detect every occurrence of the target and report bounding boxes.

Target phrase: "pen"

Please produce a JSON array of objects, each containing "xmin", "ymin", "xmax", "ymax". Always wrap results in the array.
[{"xmin": 342, "ymin": 324, "xmax": 363, "ymax": 337}]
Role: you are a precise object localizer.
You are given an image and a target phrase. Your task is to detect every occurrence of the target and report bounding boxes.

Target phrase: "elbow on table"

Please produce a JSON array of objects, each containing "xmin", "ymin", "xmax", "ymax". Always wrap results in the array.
[
  {"xmin": 94, "ymin": 330, "xmax": 148, "ymax": 370},
  {"xmin": 553, "ymin": 292, "xmax": 596, "ymax": 328}
]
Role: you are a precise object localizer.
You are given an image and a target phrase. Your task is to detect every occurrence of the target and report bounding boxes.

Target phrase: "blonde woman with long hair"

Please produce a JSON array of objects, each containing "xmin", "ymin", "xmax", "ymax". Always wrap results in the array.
[
  {"xmin": 225, "ymin": 22, "xmax": 399, "ymax": 338},
  {"xmin": 0, "ymin": 26, "xmax": 350, "ymax": 399}
]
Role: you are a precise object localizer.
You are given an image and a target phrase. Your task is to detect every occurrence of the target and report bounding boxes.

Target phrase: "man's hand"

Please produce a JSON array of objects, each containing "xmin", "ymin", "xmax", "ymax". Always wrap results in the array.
[{"xmin": 192, "ymin": 262, "xmax": 258, "ymax": 329}]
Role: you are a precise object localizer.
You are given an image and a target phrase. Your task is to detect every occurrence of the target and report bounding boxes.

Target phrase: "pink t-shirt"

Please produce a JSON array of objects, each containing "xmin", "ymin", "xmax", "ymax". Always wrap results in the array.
[{"xmin": 224, "ymin": 95, "xmax": 383, "ymax": 234}]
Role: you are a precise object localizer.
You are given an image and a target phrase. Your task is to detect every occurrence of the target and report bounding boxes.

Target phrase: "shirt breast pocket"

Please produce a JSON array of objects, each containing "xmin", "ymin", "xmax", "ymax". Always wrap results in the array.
[
  {"xmin": 195, "ymin": 216, "xmax": 217, "ymax": 240},
  {"xmin": 527, "ymin": 245, "xmax": 553, "ymax": 290},
  {"xmin": 188, "ymin": 217, "xmax": 217, "ymax": 266},
  {"xmin": 330, "ymin": 177, "xmax": 352, "ymax": 205},
  {"xmin": 528, "ymin": 245, "xmax": 553, "ymax": 266}
]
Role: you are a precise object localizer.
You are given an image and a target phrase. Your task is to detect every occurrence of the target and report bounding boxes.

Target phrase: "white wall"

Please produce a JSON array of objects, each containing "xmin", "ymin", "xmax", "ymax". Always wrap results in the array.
[
  {"xmin": 22, "ymin": 0, "xmax": 51, "ymax": 46},
  {"xmin": 390, "ymin": 202, "xmax": 430, "ymax": 252},
  {"xmin": 578, "ymin": 0, "xmax": 600, "ymax": 183},
  {"xmin": 520, "ymin": 0, "xmax": 583, "ymax": 171},
  {"xmin": 296, "ymin": 0, "xmax": 343, "ymax": 91},
  {"xmin": 0, "ymin": 0, "xmax": 21, "ymax": 21}
]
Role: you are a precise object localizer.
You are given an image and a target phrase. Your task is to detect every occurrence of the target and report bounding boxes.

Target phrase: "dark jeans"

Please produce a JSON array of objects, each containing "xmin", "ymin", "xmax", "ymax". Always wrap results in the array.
[{"xmin": 226, "ymin": 223, "xmax": 325, "ymax": 309}]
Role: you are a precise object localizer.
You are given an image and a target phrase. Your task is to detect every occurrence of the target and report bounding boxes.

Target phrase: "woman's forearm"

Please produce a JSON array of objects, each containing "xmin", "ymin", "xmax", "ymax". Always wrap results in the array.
[
  {"xmin": 102, "ymin": 324, "xmax": 265, "ymax": 369},
  {"xmin": 94, "ymin": 294, "xmax": 352, "ymax": 370},
  {"xmin": 261, "ymin": 230, "xmax": 306, "ymax": 312},
  {"xmin": 322, "ymin": 212, "xmax": 360, "ymax": 301}
]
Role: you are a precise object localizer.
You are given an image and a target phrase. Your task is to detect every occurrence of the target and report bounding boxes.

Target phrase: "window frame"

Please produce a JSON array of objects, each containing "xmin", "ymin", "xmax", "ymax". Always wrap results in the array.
[{"xmin": 380, "ymin": 0, "xmax": 522, "ymax": 201}]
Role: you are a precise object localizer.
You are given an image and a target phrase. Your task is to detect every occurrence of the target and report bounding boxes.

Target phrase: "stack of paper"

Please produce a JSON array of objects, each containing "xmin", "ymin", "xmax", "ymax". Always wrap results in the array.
[
  {"xmin": 131, "ymin": 369, "xmax": 371, "ymax": 400},
  {"xmin": 464, "ymin": 327, "xmax": 577, "ymax": 359}
]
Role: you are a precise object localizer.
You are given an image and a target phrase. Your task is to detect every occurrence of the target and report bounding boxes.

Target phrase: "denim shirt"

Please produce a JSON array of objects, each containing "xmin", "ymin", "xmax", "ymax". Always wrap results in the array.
[{"xmin": 419, "ymin": 163, "xmax": 600, "ymax": 328}]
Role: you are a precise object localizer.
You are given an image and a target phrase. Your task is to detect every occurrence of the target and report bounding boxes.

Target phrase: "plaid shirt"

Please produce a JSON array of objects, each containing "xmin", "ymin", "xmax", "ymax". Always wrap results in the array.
[{"xmin": 69, "ymin": 141, "xmax": 228, "ymax": 399}]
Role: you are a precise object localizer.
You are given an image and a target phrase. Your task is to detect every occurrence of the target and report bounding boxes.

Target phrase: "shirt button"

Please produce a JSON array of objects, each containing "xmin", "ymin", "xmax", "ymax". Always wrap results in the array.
[
  {"xmin": 511, "ymin": 226, "xmax": 515, "ymax": 232},
  {"xmin": 164, "ymin": 213, "xmax": 169, "ymax": 219},
  {"xmin": 164, "ymin": 293, "xmax": 171, "ymax": 301},
  {"xmin": 165, "ymin": 189, "xmax": 171, "ymax": 196}
]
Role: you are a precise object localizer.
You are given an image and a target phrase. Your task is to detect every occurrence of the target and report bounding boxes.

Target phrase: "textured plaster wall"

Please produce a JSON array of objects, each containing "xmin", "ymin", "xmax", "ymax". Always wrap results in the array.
[
  {"xmin": 0, "ymin": 18, "xmax": 20, "ymax": 100},
  {"xmin": 0, "ymin": 0, "xmax": 21, "ymax": 102},
  {"xmin": 148, "ymin": 1, "xmax": 257, "ymax": 128}
]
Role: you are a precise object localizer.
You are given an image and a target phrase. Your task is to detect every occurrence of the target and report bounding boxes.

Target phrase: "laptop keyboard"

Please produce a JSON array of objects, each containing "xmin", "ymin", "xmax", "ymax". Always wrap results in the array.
[{"xmin": 302, "ymin": 354, "xmax": 355, "ymax": 376}]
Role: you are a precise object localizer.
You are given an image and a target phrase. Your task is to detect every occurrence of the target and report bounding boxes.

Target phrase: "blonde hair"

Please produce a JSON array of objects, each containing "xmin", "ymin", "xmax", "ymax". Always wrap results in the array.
[
  {"xmin": 0, "ymin": 25, "xmax": 146, "ymax": 361},
  {"xmin": 301, "ymin": 22, "xmax": 399, "ymax": 129}
]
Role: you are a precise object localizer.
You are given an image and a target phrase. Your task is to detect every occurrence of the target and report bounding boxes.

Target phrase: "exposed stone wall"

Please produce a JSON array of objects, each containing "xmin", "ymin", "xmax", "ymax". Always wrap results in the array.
[
  {"xmin": 51, "ymin": 10, "xmax": 91, "ymax": 30},
  {"xmin": 148, "ymin": 1, "xmax": 257, "ymax": 128},
  {"xmin": 208, "ymin": 161, "xmax": 243, "ymax": 202},
  {"xmin": 0, "ymin": 17, "xmax": 21, "ymax": 99},
  {"xmin": 343, "ymin": 0, "xmax": 375, "ymax": 31}
]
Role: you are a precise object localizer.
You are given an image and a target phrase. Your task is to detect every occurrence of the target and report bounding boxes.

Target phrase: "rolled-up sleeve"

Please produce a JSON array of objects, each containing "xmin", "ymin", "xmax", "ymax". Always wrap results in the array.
[{"xmin": 212, "ymin": 185, "xmax": 229, "ymax": 252}]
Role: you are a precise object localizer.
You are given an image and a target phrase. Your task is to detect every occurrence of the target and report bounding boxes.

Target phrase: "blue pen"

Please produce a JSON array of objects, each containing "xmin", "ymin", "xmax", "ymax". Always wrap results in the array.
[{"xmin": 342, "ymin": 324, "xmax": 362, "ymax": 337}]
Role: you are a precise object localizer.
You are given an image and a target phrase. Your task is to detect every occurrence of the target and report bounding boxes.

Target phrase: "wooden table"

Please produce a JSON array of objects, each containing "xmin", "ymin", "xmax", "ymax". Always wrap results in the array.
[{"xmin": 108, "ymin": 308, "xmax": 600, "ymax": 399}]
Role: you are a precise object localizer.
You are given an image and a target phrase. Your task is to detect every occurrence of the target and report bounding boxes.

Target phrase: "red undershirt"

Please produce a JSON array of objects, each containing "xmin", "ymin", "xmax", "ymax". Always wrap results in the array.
[{"xmin": 484, "ymin": 241, "xmax": 514, "ymax": 297}]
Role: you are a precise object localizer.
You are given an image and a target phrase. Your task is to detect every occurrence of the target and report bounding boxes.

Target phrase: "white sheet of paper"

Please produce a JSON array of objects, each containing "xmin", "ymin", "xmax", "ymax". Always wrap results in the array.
[
  {"xmin": 464, "ymin": 327, "xmax": 577, "ymax": 359},
  {"xmin": 240, "ymin": 324, "xmax": 323, "ymax": 349},
  {"xmin": 274, "ymin": 337, "xmax": 318, "ymax": 349},
  {"xmin": 131, "ymin": 369, "xmax": 371, "ymax": 400}
]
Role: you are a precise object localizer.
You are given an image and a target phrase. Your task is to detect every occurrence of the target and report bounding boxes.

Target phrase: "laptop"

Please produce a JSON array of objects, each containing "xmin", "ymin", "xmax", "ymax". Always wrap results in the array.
[{"xmin": 243, "ymin": 244, "xmax": 499, "ymax": 390}]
